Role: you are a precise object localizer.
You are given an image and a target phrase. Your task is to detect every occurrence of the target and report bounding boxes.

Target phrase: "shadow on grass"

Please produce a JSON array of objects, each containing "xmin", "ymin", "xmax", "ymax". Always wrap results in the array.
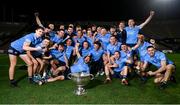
[
  {"xmin": 16, "ymin": 74, "xmax": 27, "ymax": 83},
  {"xmin": 85, "ymin": 79, "xmax": 103, "ymax": 89}
]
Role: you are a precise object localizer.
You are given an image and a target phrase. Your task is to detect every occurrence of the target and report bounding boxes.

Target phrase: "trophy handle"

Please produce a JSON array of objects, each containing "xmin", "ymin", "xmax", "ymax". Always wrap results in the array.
[
  {"xmin": 90, "ymin": 74, "xmax": 94, "ymax": 80},
  {"xmin": 67, "ymin": 73, "xmax": 72, "ymax": 79}
]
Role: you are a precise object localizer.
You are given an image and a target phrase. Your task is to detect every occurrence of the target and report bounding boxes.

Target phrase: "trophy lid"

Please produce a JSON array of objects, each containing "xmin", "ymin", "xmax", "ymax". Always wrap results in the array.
[{"xmin": 72, "ymin": 72, "xmax": 89, "ymax": 77}]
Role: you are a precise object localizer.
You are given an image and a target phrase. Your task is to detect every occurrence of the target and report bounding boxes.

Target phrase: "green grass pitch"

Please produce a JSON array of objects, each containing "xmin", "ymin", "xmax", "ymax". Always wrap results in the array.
[{"xmin": 0, "ymin": 54, "xmax": 180, "ymax": 104}]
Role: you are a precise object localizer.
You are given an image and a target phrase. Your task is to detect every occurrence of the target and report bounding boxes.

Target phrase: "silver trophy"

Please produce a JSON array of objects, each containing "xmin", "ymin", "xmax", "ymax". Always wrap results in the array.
[{"xmin": 68, "ymin": 72, "xmax": 94, "ymax": 95}]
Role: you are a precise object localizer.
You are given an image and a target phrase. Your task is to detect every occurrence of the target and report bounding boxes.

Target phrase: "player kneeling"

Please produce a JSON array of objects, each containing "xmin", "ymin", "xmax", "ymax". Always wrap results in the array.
[
  {"xmin": 142, "ymin": 46, "xmax": 176, "ymax": 89},
  {"xmin": 104, "ymin": 51, "xmax": 132, "ymax": 85}
]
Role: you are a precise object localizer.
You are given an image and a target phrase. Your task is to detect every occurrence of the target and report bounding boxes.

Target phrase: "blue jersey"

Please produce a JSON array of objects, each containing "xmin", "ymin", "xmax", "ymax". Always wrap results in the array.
[
  {"xmin": 94, "ymin": 33, "xmax": 101, "ymax": 41},
  {"xmin": 51, "ymin": 34, "xmax": 63, "ymax": 44},
  {"xmin": 49, "ymin": 31, "xmax": 56, "ymax": 36},
  {"xmin": 31, "ymin": 42, "xmax": 45, "ymax": 57},
  {"xmin": 107, "ymin": 42, "xmax": 121, "ymax": 55},
  {"xmin": 50, "ymin": 49, "xmax": 66, "ymax": 63},
  {"xmin": 10, "ymin": 33, "xmax": 42, "ymax": 53},
  {"xmin": 65, "ymin": 46, "xmax": 74, "ymax": 59},
  {"xmin": 125, "ymin": 26, "xmax": 140, "ymax": 44},
  {"xmin": 89, "ymin": 48, "xmax": 104, "ymax": 61},
  {"xmin": 85, "ymin": 36, "xmax": 94, "ymax": 49},
  {"xmin": 120, "ymin": 50, "xmax": 132, "ymax": 59},
  {"xmin": 138, "ymin": 42, "xmax": 151, "ymax": 57},
  {"xmin": 70, "ymin": 57, "xmax": 90, "ymax": 73},
  {"xmin": 137, "ymin": 41, "xmax": 151, "ymax": 61},
  {"xmin": 73, "ymin": 37, "xmax": 86, "ymax": 46},
  {"xmin": 98, "ymin": 33, "xmax": 111, "ymax": 51},
  {"xmin": 80, "ymin": 48, "xmax": 91, "ymax": 57},
  {"xmin": 144, "ymin": 51, "xmax": 174, "ymax": 68},
  {"xmin": 114, "ymin": 58, "xmax": 127, "ymax": 72},
  {"xmin": 49, "ymin": 31, "xmax": 56, "ymax": 41}
]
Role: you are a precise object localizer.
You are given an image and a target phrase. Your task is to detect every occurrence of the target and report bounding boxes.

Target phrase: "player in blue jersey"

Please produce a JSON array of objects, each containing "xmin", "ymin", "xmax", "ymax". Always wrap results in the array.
[
  {"xmin": 70, "ymin": 43, "xmax": 91, "ymax": 74},
  {"xmin": 64, "ymin": 38, "xmax": 76, "ymax": 74},
  {"xmin": 104, "ymin": 51, "xmax": 132, "ymax": 85},
  {"xmin": 119, "ymin": 44, "xmax": 133, "ymax": 75},
  {"xmin": 75, "ymin": 30, "xmax": 86, "ymax": 46},
  {"xmin": 30, "ymin": 37, "xmax": 50, "ymax": 83},
  {"xmin": 89, "ymin": 41, "xmax": 104, "ymax": 76},
  {"xmin": 8, "ymin": 27, "xmax": 44, "ymax": 87},
  {"xmin": 94, "ymin": 26, "xmax": 102, "ymax": 41},
  {"xmin": 32, "ymin": 38, "xmax": 50, "ymax": 69},
  {"xmin": 65, "ymin": 38, "xmax": 76, "ymax": 60},
  {"xmin": 49, "ymin": 43, "xmax": 69, "ymax": 74},
  {"xmin": 64, "ymin": 26, "xmax": 76, "ymax": 39},
  {"xmin": 38, "ymin": 43, "xmax": 68, "ymax": 85},
  {"xmin": 107, "ymin": 35, "xmax": 121, "ymax": 62},
  {"xmin": 50, "ymin": 29, "xmax": 65, "ymax": 49},
  {"xmin": 131, "ymin": 35, "xmax": 152, "ymax": 75},
  {"xmin": 80, "ymin": 41, "xmax": 92, "ymax": 58},
  {"xmin": 119, "ymin": 44, "xmax": 133, "ymax": 65},
  {"xmin": 85, "ymin": 30, "xmax": 95, "ymax": 49},
  {"xmin": 142, "ymin": 46, "xmax": 176, "ymax": 89},
  {"xmin": 125, "ymin": 11, "xmax": 155, "ymax": 47},
  {"xmin": 34, "ymin": 12, "xmax": 56, "ymax": 38},
  {"xmin": 97, "ymin": 28, "xmax": 111, "ymax": 51}
]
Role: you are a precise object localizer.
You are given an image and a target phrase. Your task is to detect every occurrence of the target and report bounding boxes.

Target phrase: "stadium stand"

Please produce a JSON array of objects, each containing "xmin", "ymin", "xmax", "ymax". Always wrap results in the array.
[
  {"xmin": 0, "ymin": 22, "xmax": 30, "ymax": 51},
  {"xmin": 141, "ymin": 19, "xmax": 180, "ymax": 52}
]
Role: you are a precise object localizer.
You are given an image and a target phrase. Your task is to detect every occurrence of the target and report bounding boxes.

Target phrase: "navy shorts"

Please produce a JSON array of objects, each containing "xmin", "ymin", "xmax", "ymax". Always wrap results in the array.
[
  {"xmin": 112, "ymin": 71, "xmax": 123, "ymax": 79},
  {"xmin": 53, "ymin": 59, "xmax": 66, "ymax": 67},
  {"xmin": 8, "ymin": 46, "xmax": 26, "ymax": 56},
  {"xmin": 31, "ymin": 51, "xmax": 42, "ymax": 58}
]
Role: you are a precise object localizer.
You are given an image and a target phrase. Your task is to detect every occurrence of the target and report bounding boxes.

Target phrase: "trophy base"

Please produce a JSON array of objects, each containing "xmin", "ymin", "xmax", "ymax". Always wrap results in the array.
[{"xmin": 74, "ymin": 86, "xmax": 86, "ymax": 95}]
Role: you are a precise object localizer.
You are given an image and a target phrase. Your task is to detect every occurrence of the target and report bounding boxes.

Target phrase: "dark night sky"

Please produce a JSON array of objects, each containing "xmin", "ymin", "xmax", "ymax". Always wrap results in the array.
[{"xmin": 1, "ymin": 0, "xmax": 180, "ymax": 22}]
